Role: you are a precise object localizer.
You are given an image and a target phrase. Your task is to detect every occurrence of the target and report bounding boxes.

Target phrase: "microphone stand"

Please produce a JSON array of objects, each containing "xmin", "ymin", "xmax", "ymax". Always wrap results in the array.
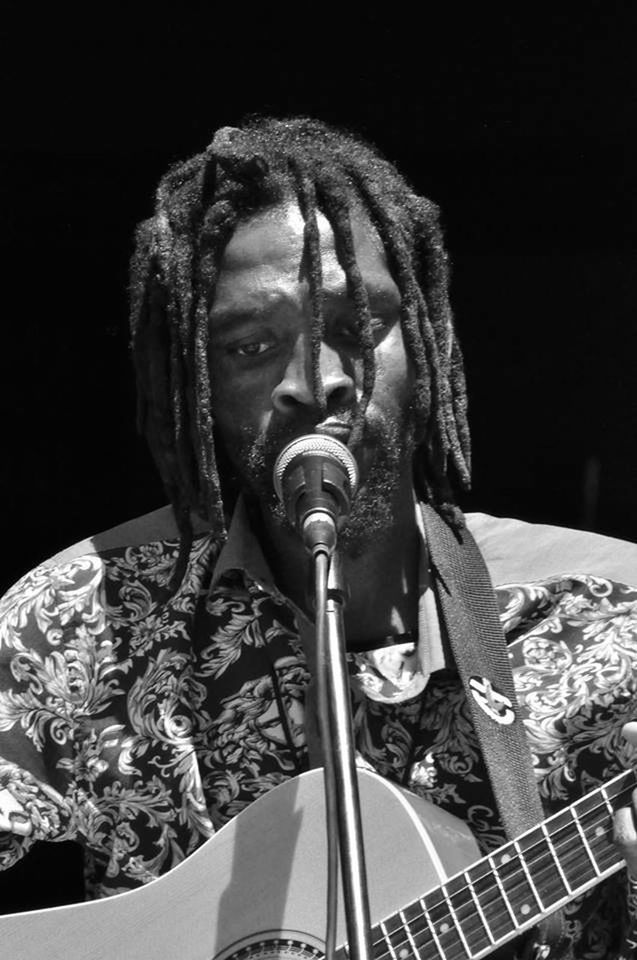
[
  {"xmin": 313, "ymin": 547, "xmax": 372, "ymax": 960},
  {"xmin": 273, "ymin": 432, "xmax": 370, "ymax": 959}
]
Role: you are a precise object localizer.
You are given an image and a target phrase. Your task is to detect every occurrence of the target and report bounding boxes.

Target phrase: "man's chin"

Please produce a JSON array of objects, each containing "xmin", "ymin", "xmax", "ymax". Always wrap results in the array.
[
  {"xmin": 336, "ymin": 493, "xmax": 398, "ymax": 558},
  {"xmin": 248, "ymin": 475, "xmax": 404, "ymax": 560},
  {"xmin": 232, "ymin": 408, "xmax": 417, "ymax": 556}
]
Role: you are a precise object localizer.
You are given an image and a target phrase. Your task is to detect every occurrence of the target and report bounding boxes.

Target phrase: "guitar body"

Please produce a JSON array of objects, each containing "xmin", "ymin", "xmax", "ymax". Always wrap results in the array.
[{"xmin": 0, "ymin": 769, "xmax": 480, "ymax": 960}]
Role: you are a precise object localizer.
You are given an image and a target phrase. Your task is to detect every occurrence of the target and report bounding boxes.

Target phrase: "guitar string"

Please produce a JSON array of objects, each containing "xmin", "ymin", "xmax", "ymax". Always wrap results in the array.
[
  {"xmin": 346, "ymin": 769, "xmax": 634, "ymax": 959},
  {"xmin": 368, "ymin": 795, "xmax": 625, "ymax": 960},
  {"xmin": 368, "ymin": 794, "xmax": 625, "ymax": 960},
  {"xmin": 366, "ymin": 778, "xmax": 633, "ymax": 960}
]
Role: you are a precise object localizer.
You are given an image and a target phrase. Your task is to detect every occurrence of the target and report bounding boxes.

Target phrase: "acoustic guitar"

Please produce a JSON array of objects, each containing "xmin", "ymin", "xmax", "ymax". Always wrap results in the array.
[{"xmin": 0, "ymin": 766, "xmax": 633, "ymax": 960}]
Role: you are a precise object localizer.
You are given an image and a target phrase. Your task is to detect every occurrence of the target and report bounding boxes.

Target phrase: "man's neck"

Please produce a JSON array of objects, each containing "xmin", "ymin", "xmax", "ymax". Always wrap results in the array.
[{"xmin": 254, "ymin": 480, "xmax": 422, "ymax": 650}]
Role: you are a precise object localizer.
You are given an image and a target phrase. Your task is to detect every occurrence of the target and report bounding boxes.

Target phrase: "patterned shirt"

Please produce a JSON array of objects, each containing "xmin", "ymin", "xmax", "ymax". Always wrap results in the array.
[{"xmin": 0, "ymin": 504, "xmax": 636, "ymax": 959}]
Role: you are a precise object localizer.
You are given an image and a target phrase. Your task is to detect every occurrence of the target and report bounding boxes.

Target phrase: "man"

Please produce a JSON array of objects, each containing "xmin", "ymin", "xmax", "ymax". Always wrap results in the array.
[{"xmin": 1, "ymin": 117, "xmax": 636, "ymax": 958}]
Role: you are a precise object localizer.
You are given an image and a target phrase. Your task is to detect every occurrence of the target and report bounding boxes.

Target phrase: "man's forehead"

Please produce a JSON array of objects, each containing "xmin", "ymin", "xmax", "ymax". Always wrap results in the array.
[{"xmin": 218, "ymin": 200, "xmax": 387, "ymax": 273}]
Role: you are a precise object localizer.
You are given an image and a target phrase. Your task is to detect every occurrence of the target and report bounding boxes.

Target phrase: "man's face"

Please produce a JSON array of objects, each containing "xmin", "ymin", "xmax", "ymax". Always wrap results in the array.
[{"xmin": 208, "ymin": 201, "xmax": 417, "ymax": 551}]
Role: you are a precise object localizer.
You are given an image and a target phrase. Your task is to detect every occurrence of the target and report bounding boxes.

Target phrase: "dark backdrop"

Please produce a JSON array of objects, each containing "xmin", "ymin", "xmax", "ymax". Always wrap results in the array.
[
  {"xmin": 3, "ymin": 8, "xmax": 636, "ymax": 598},
  {"xmin": 1, "ymin": 4, "xmax": 636, "ymax": 911}
]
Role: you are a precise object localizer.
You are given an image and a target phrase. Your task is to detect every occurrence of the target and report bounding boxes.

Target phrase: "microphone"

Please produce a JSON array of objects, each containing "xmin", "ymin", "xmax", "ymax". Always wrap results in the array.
[{"xmin": 273, "ymin": 434, "xmax": 359, "ymax": 556}]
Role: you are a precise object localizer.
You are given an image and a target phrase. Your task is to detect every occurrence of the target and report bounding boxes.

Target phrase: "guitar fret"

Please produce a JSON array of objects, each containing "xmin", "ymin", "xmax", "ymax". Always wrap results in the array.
[
  {"xmin": 370, "ymin": 922, "xmax": 388, "ymax": 960},
  {"xmin": 600, "ymin": 783, "xmax": 617, "ymax": 817},
  {"xmin": 517, "ymin": 826, "xmax": 570, "ymax": 911},
  {"xmin": 467, "ymin": 876, "xmax": 496, "ymax": 946},
  {"xmin": 603, "ymin": 771, "xmax": 637, "ymax": 807},
  {"xmin": 399, "ymin": 909, "xmax": 424, "ymax": 960},
  {"xmin": 513, "ymin": 839, "xmax": 544, "ymax": 910},
  {"xmin": 380, "ymin": 911, "xmax": 421, "ymax": 960},
  {"xmin": 379, "ymin": 919, "xmax": 400, "ymax": 960},
  {"xmin": 401, "ymin": 899, "xmax": 432, "ymax": 939},
  {"xmin": 571, "ymin": 806, "xmax": 602, "ymax": 877},
  {"xmin": 545, "ymin": 807, "xmax": 598, "ymax": 888},
  {"xmin": 440, "ymin": 884, "xmax": 472, "ymax": 957},
  {"xmin": 445, "ymin": 871, "xmax": 494, "ymax": 954},
  {"xmin": 575, "ymin": 793, "xmax": 619, "ymax": 874},
  {"xmin": 357, "ymin": 772, "xmax": 636, "ymax": 960},
  {"xmin": 422, "ymin": 889, "xmax": 470, "ymax": 960},
  {"xmin": 468, "ymin": 857, "xmax": 519, "ymax": 941},
  {"xmin": 489, "ymin": 844, "xmax": 540, "ymax": 927},
  {"xmin": 402, "ymin": 900, "xmax": 441, "ymax": 958},
  {"xmin": 541, "ymin": 822, "xmax": 572, "ymax": 895},
  {"xmin": 420, "ymin": 897, "xmax": 448, "ymax": 959}
]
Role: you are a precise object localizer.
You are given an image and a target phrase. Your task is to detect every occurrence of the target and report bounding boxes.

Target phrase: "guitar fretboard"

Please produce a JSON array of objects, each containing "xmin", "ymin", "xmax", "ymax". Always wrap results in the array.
[{"xmin": 341, "ymin": 768, "xmax": 636, "ymax": 960}]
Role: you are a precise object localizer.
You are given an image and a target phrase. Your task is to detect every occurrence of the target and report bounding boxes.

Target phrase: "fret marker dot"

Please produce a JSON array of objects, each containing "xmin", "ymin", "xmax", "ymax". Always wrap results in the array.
[
  {"xmin": 399, "ymin": 950, "xmax": 410, "ymax": 959},
  {"xmin": 500, "ymin": 853, "xmax": 511, "ymax": 864},
  {"xmin": 521, "ymin": 904, "xmax": 531, "ymax": 916},
  {"xmin": 595, "ymin": 827, "xmax": 604, "ymax": 837},
  {"xmin": 439, "ymin": 923, "xmax": 450, "ymax": 933}
]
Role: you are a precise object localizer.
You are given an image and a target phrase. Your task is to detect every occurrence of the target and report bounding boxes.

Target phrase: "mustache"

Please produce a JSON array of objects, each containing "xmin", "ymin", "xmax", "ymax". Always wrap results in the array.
[
  {"xmin": 243, "ymin": 407, "xmax": 399, "ymax": 490},
  {"xmin": 219, "ymin": 401, "xmax": 418, "ymax": 555},
  {"xmin": 217, "ymin": 397, "xmax": 416, "ymax": 515},
  {"xmin": 250, "ymin": 408, "xmax": 381, "ymax": 466}
]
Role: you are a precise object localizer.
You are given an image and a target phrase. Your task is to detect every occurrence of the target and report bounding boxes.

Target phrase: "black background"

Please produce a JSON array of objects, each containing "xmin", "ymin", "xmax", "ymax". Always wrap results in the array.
[{"xmin": 1, "ymin": 4, "xmax": 636, "ymax": 911}]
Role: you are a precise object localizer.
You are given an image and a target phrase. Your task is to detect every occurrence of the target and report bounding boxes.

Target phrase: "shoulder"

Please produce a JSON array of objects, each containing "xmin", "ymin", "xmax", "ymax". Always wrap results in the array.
[
  {"xmin": 466, "ymin": 511, "xmax": 637, "ymax": 587},
  {"xmin": 42, "ymin": 504, "xmax": 213, "ymax": 568},
  {"xmin": 469, "ymin": 514, "xmax": 637, "ymax": 669},
  {"xmin": 0, "ymin": 507, "xmax": 223, "ymax": 650}
]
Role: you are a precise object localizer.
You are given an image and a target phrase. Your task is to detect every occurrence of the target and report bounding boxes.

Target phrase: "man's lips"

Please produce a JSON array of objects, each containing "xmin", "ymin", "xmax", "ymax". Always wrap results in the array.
[{"xmin": 314, "ymin": 419, "xmax": 352, "ymax": 443}]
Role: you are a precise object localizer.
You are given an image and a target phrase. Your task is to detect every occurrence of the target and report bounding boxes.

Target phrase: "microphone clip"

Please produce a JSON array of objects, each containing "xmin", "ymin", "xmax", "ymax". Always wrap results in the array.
[{"xmin": 273, "ymin": 434, "xmax": 359, "ymax": 558}]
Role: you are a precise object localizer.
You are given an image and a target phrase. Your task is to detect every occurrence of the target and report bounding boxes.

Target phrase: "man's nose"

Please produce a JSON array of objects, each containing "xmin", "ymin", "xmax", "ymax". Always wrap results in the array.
[{"xmin": 271, "ymin": 337, "xmax": 356, "ymax": 414}]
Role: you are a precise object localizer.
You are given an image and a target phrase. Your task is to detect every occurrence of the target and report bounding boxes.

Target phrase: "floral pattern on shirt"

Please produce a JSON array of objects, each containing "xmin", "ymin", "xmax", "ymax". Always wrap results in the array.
[{"xmin": 0, "ymin": 532, "xmax": 636, "ymax": 958}]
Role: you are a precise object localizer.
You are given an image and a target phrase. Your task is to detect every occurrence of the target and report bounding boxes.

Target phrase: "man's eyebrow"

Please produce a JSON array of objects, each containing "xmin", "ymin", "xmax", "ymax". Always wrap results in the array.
[
  {"xmin": 208, "ymin": 306, "xmax": 271, "ymax": 338},
  {"xmin": 322, "ymin": 284, "xmax": 401, "ymax": 309},
  {"xmin": 209, "ymin": 284, "xmax": 400, "ymax": 337}
]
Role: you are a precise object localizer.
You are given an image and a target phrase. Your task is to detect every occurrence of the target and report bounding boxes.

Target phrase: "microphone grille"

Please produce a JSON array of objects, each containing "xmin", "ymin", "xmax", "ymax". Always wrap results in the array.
[{"xmin": 273, "ymin": 434, "xmax": 359, "ymax": 502}]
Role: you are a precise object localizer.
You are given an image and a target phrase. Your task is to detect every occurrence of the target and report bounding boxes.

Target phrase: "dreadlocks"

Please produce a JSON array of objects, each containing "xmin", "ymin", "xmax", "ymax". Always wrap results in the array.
[{"xmin": 129, "ymin": 117, "xmax": 471, "ymax": 585}]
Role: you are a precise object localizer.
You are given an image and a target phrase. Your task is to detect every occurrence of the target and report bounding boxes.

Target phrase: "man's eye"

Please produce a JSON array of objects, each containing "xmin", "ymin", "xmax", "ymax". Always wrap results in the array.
[
  {"xmin": 334, "ymin": 318, "xmax": 387, "ymax": 347},
  {"xmin": 230, "ymin": 341, "xmax": 271, "ymax": 358}
]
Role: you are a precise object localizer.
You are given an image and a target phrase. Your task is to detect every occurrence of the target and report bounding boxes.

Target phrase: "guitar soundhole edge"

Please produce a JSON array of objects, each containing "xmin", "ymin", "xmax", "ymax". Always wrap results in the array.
[{"xmin": 215, "ymin": 933, "xmax": 324, "ymax": 960}]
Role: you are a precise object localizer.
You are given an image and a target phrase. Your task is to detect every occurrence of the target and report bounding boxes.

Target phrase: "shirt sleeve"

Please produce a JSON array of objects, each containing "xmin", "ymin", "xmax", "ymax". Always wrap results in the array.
[
  {"xmin": 500, "ymin": 573, "xmax": 637, "ymax": 957},
  {"xmin": 0, "ymin": 553, "xmax": 110, "ymax": 869},
  {"xmin": 616, "ymin": 873, "xmax": 637, "ymax": 959}
]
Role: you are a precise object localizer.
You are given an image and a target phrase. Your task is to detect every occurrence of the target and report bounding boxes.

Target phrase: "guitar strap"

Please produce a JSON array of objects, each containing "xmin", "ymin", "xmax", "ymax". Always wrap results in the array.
[{"xmin": 420, "ymin": 504, "xmax": 568, "ymax": 958}]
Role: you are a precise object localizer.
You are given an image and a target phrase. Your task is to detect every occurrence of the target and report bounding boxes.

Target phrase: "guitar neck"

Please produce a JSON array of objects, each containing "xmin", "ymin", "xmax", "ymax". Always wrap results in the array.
[{"xmin": 365, "ymin": 768, "xmax": 637, "ymax": 960}]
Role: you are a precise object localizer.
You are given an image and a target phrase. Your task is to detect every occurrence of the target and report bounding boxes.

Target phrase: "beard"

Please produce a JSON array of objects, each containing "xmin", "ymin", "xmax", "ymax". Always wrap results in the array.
[{"xmin": 220, "ymin": 404, "xmax": 417, "ymax": 558}]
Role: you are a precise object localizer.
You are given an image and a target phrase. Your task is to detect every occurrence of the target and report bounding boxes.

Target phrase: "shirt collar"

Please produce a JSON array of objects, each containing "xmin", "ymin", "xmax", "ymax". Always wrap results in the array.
[
  {"xmin": 212, "ymin": 489, "xmax": 431, "ymax": 603},
  {"xmin": 213, "ymin": 492, "xmax": 427, "ymax": 586},
  {"xmin": 210, "ymin": 496, "xmax": 275, "ymax": 591},
  {"xmin": 211, "ymin": 491, "xmax": 448, "ymax": 695}
]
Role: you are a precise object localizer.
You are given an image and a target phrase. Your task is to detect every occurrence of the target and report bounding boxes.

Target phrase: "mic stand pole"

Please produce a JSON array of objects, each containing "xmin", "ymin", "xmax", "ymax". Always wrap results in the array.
[{"xmin": 314, "ymin": 548, "xmax": 372, "ymax": 960}]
